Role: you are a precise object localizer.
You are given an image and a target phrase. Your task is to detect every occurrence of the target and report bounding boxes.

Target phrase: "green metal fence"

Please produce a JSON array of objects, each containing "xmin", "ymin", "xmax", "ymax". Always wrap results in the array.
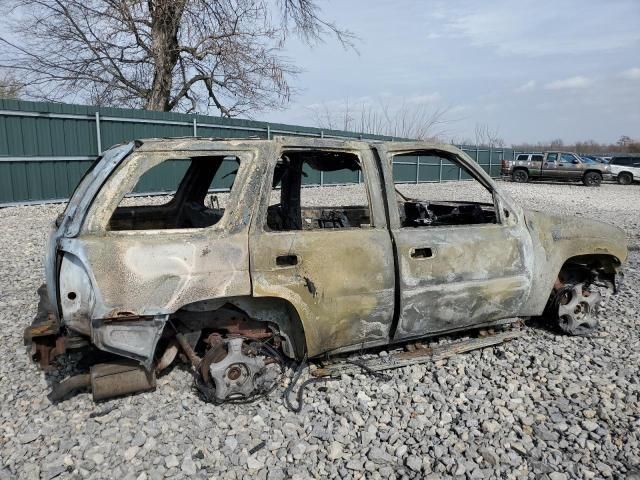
[{"xmin": 0, "ymin": 99, "xmax": 513, "ymax": 204}]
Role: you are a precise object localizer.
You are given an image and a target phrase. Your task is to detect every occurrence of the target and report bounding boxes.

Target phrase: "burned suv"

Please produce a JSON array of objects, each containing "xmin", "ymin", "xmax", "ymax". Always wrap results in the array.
[{"xmin": 26, "ymin": 137, "xmax": 627, "ymax": 403}]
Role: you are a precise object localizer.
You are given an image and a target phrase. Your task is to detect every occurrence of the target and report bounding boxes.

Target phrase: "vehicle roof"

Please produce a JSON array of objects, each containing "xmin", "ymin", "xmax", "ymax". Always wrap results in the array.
[{"xmin": 128, "ymin": 136, "xmax": 463, "ymax": 154}]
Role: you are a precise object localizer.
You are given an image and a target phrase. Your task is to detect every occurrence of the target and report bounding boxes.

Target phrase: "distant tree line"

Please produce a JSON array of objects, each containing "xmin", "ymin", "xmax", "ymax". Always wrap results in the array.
[
  {"xmin": 311, "ymin": 99, "xmax": 451, "ymax": 141},
  {"xmin": 514, "ymin": 136, "xmax": 640, "ymax": 155}
]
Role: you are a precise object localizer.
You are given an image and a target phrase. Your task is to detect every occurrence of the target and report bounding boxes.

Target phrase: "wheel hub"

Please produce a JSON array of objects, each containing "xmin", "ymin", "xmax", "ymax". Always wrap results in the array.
[
  {"xmin": 556, "ymin": 283, "xmax": 601, "ymax": 335},
  {"xmin": 197, "ymin": 337, "xmax": 281, "ymax": 403},
  {"xmin": 227, "ymin": 364, "xmax": 244, "ymax": 381}
]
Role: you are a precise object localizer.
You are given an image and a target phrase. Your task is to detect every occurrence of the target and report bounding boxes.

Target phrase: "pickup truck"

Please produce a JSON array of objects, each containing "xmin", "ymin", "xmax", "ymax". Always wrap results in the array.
[
  {"xmin": 502, "ymin": 151, "xmax": 612, "ymax": 186},
  {"xmin": 25, "ymin": 138, "xmax": 627, "ymax": 403}
]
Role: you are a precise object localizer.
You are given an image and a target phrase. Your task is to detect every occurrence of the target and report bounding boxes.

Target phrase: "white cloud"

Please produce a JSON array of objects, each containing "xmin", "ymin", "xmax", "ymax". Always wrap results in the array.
[
  {"xmin": 544, "ymin": 76, "xmax": 592, "ymax": 90},
  {"xmin": 620, "ymin": 67, "xmax": 640, "ymax": 80},
  {"xmin": 442, "ymin": 0, "xmax": 640, "ymax": 57},
  {"xmin": 410, "ymin": 93, "xmax": 441, "ymax": 104},
  {"xmin": 516, "ymin": 80, "xmax": 536, "ymax": 92}
]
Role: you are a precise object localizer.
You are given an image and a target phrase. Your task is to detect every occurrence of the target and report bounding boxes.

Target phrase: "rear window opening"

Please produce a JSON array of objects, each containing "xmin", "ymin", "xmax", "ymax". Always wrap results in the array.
[
  {"xmin": 266, "ymin": 150, "xmax": 372, "ymax": 231},
  {"xmin": 109, "ymin": 155, "xmax": 240, "ymax": 231}
]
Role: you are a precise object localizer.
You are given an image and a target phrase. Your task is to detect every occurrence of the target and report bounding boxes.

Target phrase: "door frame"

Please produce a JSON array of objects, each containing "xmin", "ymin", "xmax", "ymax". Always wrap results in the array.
[
  {"xmin": 373, "ymin": 142, "xmax": 532, "ymax": 340},
  {"xmin": 248, "ymin": 138, "xmax": 397, "ymax": 357}
]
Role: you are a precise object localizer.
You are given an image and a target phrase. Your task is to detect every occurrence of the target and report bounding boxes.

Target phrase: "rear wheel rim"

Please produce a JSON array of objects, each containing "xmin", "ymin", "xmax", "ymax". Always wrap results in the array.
[{"xmin": 513, "ymin": 171, "xmax": 526, "ymax": 182}]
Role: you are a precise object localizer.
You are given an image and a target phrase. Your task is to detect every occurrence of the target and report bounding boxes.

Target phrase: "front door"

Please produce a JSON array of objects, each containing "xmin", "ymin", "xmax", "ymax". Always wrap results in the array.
[
  {"xmin": 377, "ymin": 144, "xmax": 533, "ymax": 341},
  {"xmin": 557, "ymin": 152, "xmax": 583, "ymax": 179},
  {"xmin": 249, "ymin": 142, "xmax": 395, "ymax": 357}
]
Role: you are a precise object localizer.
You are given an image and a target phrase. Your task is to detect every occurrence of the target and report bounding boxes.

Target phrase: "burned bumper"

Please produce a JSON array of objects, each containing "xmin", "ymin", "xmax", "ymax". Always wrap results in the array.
[{"xmin": 27, "ymin": 284, "xmax": 156, "ymax": 401}]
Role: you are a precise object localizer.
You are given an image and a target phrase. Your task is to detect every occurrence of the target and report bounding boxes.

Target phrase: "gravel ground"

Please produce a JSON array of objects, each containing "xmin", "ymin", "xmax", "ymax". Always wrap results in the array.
[{"xmin": 1, "ymin": 181, "xmax": 639, "ymax": 480}]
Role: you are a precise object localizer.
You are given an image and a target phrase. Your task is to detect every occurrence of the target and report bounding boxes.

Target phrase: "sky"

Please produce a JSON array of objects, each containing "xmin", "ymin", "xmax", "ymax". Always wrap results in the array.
[{"xmin": 262, "ymin": 0, "xmax": 640, "ymax": 145}]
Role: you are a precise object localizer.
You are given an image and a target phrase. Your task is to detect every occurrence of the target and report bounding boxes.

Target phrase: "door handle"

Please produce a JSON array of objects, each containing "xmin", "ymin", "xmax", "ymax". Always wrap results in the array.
[
  {"xmin": 410, "ymin": 247, "xmax": 433, "ymax": 258},
  {"xmin": 276, "ymin": 254, "xmax": 298, "ymax": 266}
]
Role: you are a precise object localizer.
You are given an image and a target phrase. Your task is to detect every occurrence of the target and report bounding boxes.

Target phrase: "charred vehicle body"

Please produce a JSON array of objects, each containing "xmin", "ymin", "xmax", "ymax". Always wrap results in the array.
[{"xmin": 25, "ymin": 138, "xmax": 627, "ymax": 403}]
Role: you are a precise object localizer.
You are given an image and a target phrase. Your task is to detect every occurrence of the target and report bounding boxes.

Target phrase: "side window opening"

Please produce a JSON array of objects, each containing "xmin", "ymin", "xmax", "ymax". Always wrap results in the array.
[
  {"xmin": 392, "ymin": 151, "xmax": 497, "ymax": 228},
  {"xmin": 266, "ymin": 150, "xmax": 371, "ymax": 231},
  {"xmin": 109, "ymin": 155, "xmax": 240, "ymax": 231},
  {"xmin": 532, "ymin": 154, "xmax": 544, "ymax": 162}
]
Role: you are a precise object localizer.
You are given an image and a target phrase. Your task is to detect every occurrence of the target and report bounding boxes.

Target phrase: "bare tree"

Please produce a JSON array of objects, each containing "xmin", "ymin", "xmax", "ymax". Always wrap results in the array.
[
  {"xmin": 311, "ymin": 98, "xmax": 451, "ymax": 140},
  {"xmin": 617, "ymin": 135, "xmax": 632, "ymax": 147},
  {"xmin": 474, "ymin": 123, "xmax": 504, "ymax": 147},
  {"xmin": 0, "ymin": 0, "xmax": 354, "ymax": 115},
  {"xmin": 0, "ymin": 71, "xmax": 23, "ymax": 99}
]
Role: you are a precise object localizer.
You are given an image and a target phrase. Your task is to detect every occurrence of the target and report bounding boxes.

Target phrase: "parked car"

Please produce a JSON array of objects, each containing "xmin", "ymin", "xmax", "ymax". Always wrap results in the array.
[
  {"xmin": 25, "ymin": 138, "xmax": 627, "ymax": 403},
  {"xmin": 502, "ymin": 151, "xmax": 612, "ymax": 186},
  {"xmin": 609, "ymin": 155, "xmax": 640, "ymax": 185}
]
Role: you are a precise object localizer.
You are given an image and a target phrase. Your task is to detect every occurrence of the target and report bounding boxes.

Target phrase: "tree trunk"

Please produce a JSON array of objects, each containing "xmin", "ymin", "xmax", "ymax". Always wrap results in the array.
[{"xmin": 145, "ymin": 0, "xmax": 186, "ymax": 111}]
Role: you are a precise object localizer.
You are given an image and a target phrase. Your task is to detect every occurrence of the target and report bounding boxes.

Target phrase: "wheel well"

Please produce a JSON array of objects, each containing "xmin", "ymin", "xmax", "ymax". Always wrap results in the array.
[
  {"xmin": 618, "ymin": 170, "xmax": 633, "ymax": 177},
  {"xmin": 173, "ymin": 296, "xmax": 307, "ymax": 360},
  {"xmin": 513, "ymin": 166, "xmax": 528, "ymax": 172},
  {"xmin": 556, "ymin": 254, "xmax": 621, "ymax": 291},
  {"xmin": 583, "ymin": 169, "xmax": 603, "ymax": 176}
]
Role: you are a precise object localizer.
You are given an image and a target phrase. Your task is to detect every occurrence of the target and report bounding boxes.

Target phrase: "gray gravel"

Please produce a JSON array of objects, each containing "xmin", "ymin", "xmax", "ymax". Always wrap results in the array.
[{"xmin": 1, "ymin": 181, "xmax": 639, "ymax": 479}]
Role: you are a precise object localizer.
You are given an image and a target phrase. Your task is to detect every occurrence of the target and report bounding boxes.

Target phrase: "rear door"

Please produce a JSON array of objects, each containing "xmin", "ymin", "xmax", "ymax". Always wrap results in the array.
[
  {"xmin": 249, "ymin": 140, "xmax": 395, "ymax": 357},
  {"xmin": 542, "ymin": 152, "xmax": 560, "ymax": 178},
  {"xmin": 529, "ymin": 154, "xmax": 544, "ymax": 177}
]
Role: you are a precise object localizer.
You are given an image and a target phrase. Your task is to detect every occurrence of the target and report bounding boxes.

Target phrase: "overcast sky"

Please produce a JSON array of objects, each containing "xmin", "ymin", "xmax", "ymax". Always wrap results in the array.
[{"xmin": 263, "ymin": 0, "xmax": 640, "ymax": 145}]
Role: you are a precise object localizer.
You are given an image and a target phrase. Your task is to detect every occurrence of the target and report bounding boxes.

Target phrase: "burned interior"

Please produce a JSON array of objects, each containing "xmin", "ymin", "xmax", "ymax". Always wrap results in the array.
[
  {"xmin": 393, "ymin": 151, "xmax": 498, "ymax": 227},
  {"xmin": 266, "ymin": 150, "xmax": 371, "ymax": 231},
  {"xmin": 109, "ymin": 154, "xmax": 240, "ymax": 230}
]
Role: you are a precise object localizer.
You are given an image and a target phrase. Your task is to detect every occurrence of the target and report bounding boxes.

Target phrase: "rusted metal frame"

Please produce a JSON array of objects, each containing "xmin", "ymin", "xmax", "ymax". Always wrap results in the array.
[
  {"xmin": 175, "ymin": 333, "xmax": 201, "ymax": 368},
  {"xmin": 312, "ymin": 329, "xmax": 523, "ymax": 377}
]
